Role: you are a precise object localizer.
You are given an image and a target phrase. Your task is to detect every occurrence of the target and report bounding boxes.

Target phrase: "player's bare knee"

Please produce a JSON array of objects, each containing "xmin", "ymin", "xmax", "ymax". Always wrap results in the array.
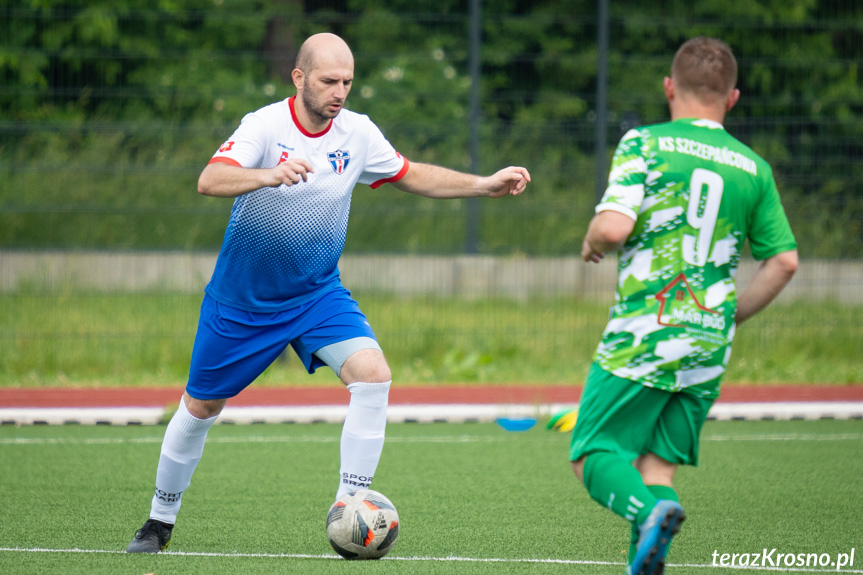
[
  {"xmin": 356, "ymin": 361, "xmax": 391, "ymax": 384},
  {"xmin": 183, "ymin": 393, "xmax": 226, "ymax": 419},
  {"xmin": 340, "ymin": 349, "xmax": 391, "ymax": 384},
  {"xmin": 368, "ymin": 363, "xmax": 392, "ymax": 384},
  {"xmin": 636, "ymin": 452, "xmax": 676, "ymax": 486}
]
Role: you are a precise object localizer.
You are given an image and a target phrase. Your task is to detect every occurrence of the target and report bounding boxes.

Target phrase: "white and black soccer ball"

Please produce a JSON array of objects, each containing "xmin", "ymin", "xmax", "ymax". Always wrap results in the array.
[{"xmin": 325, "ymin": 489, "xmax": 399, "ymax": 560}]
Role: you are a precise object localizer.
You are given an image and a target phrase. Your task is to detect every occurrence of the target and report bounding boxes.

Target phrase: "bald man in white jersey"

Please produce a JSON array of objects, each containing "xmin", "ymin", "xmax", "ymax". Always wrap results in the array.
[{"xmin": 127, "ymin": 33, "xmax": 530, "ymax": 553}]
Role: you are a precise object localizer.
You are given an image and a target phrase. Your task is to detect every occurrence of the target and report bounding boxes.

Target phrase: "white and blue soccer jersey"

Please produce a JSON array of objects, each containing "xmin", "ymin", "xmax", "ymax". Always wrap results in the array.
[{"xmin": 206, "ymin": 96, "xmax": 409, "ymax": 312}]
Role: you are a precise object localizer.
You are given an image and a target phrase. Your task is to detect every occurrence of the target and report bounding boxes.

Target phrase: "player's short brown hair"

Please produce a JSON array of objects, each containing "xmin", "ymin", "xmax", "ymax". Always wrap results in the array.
[{"xmin": 671, "ymin": 37, "xmax": 737, "ymax": 102}]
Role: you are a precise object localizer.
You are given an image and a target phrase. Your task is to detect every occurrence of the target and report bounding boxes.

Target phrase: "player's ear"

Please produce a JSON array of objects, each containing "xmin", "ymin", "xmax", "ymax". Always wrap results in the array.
[
  {"xmin": 725, "ymin": 88, "xmax": 740, "ymax": 112},
  {"xmin": 663, "ymin": 77, "xmax": 674, "ymax": 102},
  {"xmin": 291, "ymin": 68, "xmax": 304, "ymax": 91}
]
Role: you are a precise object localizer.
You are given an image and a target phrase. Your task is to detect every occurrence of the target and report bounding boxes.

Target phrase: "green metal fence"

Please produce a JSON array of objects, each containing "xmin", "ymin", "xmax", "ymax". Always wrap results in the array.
[{"xmin": 1, "ymin": 1, "xmax": 861, "ymax": 386}]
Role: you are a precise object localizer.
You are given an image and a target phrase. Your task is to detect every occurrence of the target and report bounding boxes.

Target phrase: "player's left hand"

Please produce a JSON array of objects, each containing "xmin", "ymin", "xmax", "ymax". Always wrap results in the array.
[{"xmin": 485, "ymin": 166, "xmax": 531, "ymax": 198}]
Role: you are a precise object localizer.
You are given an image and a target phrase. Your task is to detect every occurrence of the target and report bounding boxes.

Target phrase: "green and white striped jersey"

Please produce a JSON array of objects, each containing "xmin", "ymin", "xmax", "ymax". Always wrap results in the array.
[{"xmin": 593, "ymin": 118, "xmax": 797, "ymax": 398}]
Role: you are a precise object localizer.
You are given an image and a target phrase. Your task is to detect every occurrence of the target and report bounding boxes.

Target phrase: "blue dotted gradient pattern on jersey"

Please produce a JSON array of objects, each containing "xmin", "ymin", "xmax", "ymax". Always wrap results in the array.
[{"xmin": 208, "ymin": 178, "xmax": 352, "ymax": 311}]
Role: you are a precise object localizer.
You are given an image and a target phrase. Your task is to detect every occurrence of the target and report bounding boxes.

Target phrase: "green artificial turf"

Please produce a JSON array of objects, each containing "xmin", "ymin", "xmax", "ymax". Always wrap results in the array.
[{"xmin": 1, "ymin": 419, "xmax": 861, "ymax": 574}]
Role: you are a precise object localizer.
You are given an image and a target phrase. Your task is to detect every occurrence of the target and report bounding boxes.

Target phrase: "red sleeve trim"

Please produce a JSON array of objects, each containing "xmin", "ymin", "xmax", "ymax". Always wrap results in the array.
[
  {"xmin": 208, "ymin": 157, "xmax": 243, "ymax": 167},
  {"xmin": 369, "ymin": 154, "xmax": 410, "ymax": 189}
]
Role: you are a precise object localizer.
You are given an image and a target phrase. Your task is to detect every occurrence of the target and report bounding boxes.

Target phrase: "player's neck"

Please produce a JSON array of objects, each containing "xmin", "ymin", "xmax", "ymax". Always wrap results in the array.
[
  {"xmin": 292, "ymin": 98, "xmax": 331, "ymax": 134},
  {"xmin": 669, "ymin": 101, "xmax": 726, "ymax": 125}
]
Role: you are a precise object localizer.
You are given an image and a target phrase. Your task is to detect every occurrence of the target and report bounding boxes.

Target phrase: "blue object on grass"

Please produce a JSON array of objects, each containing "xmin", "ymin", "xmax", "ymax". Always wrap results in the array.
[{"xmin": 496, "ymin": 417, "xmax": 537, "ymax": 431}]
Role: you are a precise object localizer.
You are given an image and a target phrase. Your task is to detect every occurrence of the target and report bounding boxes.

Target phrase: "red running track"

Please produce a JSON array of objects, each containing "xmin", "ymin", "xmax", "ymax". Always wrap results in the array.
[{"xmin": 1, "ymin": 385, "xmax": 862, "ymax": 408}]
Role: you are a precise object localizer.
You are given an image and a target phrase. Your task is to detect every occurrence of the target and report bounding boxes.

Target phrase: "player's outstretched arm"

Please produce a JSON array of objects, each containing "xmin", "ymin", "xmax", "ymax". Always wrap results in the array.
[
  {"xmin": 391, "ymin": 162, "xmax": 530, "ymax": 199},
  {"xmin": 735, "ymin": 249, "xmax": 798, "ymax": 325},
  {"xmin": 198, "ymin": 159, "xmax": 315, "ymax": 198}
]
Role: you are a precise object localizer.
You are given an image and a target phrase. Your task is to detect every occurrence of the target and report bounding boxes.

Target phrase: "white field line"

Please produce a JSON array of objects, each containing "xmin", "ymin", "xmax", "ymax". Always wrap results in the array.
[
  {"xmin": 0, "ymin": 547, "xmax": 861, "ymax": 573},
  {"xmin": 0, "ymin": 435, "xmax": 501, "ymax": 446},
  {"xmin": 0, "ymin": 432, "xmax": 861, "ymax": 446},
  {"xmin": 703, "ymin": 433, "xmax": 863, "ymax": 442}
]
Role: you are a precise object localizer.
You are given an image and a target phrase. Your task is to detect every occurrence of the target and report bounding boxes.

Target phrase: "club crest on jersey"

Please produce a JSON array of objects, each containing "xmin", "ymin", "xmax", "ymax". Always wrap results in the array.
[{"xmin": 327, "ymin": 149, "xmax": 350, "ymax": 174}]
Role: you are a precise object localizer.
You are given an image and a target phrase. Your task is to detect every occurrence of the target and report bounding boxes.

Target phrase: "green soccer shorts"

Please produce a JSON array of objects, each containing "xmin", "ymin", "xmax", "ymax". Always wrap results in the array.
[{"xmin": 569, "ymin": 363, "xmax": 715, "ymax": 466}]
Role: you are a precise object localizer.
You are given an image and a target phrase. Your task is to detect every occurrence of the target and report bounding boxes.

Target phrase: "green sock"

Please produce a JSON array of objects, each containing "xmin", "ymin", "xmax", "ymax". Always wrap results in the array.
[
  {"xmin": 582, "ymin": 452, "xmax": 658, "ymax": 525},
  {"xmin": 628, "ymin": 485, "xmax": 679, "ymax": 566}
]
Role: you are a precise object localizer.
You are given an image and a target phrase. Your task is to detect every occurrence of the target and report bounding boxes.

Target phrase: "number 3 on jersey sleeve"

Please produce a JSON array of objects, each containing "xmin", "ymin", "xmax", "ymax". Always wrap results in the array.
[{"xmin": 682, "ymin": 168, "xmax": 723, "ymax": 266}]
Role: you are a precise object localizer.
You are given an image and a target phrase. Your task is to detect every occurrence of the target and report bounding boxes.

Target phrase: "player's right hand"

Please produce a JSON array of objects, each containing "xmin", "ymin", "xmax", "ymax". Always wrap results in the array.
[
  {"xmin": 270, "ymin": 158, "xmax": 315, "ymax": 187},
  {"xmin": 581, "ymin": 237, "xmax": 605, "ymax": 263}
]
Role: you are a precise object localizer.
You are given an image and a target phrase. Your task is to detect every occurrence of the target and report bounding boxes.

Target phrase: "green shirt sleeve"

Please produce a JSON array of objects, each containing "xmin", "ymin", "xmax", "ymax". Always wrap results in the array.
[
  {"xmin": 748, "ymin": 166, "xmax": 797, "ymax": 260},
  {"xmin": 596, "ymin": 130, "xmax": 648, "ymax": 220}
]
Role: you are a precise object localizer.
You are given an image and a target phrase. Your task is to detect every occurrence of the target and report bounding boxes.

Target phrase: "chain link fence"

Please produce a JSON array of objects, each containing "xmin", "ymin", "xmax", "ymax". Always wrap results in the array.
[{"xmin": 1, "ymin": 2, "xmax": 861, "ymax": 385}]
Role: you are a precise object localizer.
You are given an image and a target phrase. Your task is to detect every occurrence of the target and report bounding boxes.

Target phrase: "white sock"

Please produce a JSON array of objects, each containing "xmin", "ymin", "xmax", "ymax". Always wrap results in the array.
[
  {"xmin": 149, "ymin": 398, "xmax": 218, "ymax": 524},
  {"xmin": 337, "ymin": 381, "xmax": 390, "ymax": 498}
]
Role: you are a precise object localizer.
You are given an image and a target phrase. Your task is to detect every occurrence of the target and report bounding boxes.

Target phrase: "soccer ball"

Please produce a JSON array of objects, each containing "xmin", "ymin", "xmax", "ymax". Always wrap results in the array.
[{"xmin": 325, "ymin": 489, "xmax": 400, "ymax": 560}]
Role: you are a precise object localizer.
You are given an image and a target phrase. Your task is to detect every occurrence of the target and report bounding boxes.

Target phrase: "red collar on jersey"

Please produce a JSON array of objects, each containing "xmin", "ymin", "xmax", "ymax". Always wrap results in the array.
[{"xmin": 289, "ymin": 95, "xmax": 333, "ymax": 138}]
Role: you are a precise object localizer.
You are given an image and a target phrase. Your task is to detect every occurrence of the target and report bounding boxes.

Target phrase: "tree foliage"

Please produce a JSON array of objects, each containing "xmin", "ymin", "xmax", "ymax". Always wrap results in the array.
[{"xmin": 1, "ymin": 0, "xmax": 861, "ymax": 255}]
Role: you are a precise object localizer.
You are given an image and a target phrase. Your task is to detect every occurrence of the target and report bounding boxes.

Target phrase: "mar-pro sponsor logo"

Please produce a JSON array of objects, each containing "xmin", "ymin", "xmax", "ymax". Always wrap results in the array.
[
  {"xmin": 656, "ymin": 273, "xmax": 724, "ymax": 330},
  {"xmin": 328, "ymin": 149, "xmax": 350, "ymax": 174}
]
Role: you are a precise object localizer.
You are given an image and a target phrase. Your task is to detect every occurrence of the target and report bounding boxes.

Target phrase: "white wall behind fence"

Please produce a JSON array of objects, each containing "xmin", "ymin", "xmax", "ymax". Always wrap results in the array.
[{"xmin": 1, "ymin": 250, "xmax": 860, "ymax": 303}]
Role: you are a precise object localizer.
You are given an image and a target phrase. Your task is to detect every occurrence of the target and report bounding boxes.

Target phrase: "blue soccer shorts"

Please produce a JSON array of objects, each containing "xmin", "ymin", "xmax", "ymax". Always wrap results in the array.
[{"xmin": 186, "ymin": 286, "xmax": 379, "ymax": 400}]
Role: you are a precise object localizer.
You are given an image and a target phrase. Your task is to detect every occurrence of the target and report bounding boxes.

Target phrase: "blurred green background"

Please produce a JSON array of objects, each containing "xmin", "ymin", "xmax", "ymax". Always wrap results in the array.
[{"xmin": 1, "ymin": 0, "xmax": 861, "ymax": 387}]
